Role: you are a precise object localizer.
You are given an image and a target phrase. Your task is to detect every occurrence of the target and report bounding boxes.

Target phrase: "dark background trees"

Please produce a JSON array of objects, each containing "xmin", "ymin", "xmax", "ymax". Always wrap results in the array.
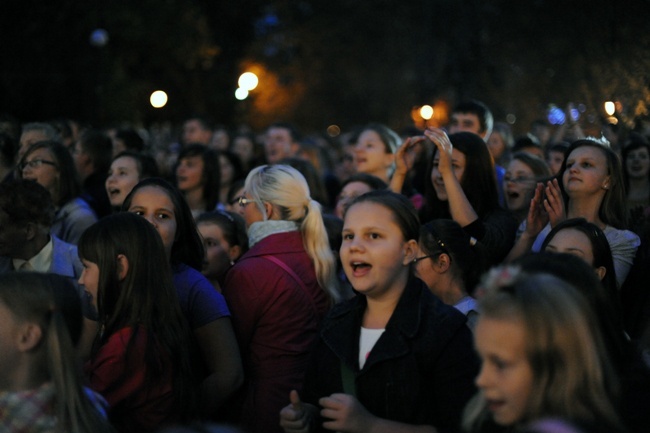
[{"xmin": 1, "ymin": 0, "xmax": 649, "ymax": 134}]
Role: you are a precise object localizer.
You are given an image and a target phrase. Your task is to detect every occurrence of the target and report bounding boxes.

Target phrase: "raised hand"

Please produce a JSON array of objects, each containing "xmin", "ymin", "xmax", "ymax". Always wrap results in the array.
[
  {"xmin": 524, "ymin": 183, "xmax": 550, "ymax": 238},
  {"xmin": 543, "ymin": 178, "xmax": 565, "ymax": 228},
  {"xmin": 394, "ymin": 136, "xmax": 425, "ymax": 176},
  {"xmin": 423, "ymin": 127, "xmax": 454, "ymax": 177}
]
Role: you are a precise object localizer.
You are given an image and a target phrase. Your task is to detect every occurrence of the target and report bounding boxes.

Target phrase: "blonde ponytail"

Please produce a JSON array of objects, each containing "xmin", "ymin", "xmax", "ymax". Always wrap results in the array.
[{"xmin": 245, "ymin": 165, "xmax": 341, "ymax": 302}]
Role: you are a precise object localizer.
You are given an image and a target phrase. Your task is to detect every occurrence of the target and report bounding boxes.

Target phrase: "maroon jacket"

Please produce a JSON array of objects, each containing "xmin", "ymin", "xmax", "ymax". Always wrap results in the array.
[
  {"xmin": 223, "ymin": 230, "xmax": 330, "ymax": 433},
  {"xmin": 85, "ymin": 327, "xmax": 177, "ymax": 433}
]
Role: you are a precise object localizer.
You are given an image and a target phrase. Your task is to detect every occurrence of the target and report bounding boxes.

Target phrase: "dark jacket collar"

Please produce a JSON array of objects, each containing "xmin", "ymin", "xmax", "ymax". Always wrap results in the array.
[{"xmin": 320, "ymin": 277, "xmax": 427, "ymax": 372}]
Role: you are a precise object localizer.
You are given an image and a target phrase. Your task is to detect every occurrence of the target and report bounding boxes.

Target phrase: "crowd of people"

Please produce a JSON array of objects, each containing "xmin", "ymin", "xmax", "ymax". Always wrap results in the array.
[{"xmin": 1, "ymin": 100, "xmax": 650, "ymax": 433}]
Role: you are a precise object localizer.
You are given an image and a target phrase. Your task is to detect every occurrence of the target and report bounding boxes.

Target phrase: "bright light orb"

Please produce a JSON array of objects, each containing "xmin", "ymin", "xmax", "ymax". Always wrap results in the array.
[
  {"xmin": 547, "ymin": 105, "xmax": 566, "ymax": 125},
  {"xmin": 420, "ymin": 105, "xmax": 434, "ymax": 120},
  {"xmin": 238, "ymin": 72, "xmax": 259, "ymax": 91},
  {"xmin": 235, "ymin": 88, "xmax": 249, "ymax": 100},
  {"xmin": 604, "ymin": 101, "xmax": 615, "ymax": 116},
  {"xmin": 150, "ymin": 91, "xmax": 168, "ymax": 108}
]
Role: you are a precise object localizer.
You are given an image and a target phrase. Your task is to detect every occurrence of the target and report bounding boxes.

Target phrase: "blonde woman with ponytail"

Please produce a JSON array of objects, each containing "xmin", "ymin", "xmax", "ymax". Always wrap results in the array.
[
  {"xmin": 0, "ymin": 273, "xmax": 112, "ymax": 433},
  {"xmin": 224, "ymin": 164, "xmax": 339, "ymax": 433}
]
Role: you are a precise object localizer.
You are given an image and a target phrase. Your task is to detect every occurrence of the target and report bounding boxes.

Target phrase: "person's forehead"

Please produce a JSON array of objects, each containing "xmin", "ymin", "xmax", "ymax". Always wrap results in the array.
[
  {"xmin": 268, "ymin": 127, "xmax": 290, "ymax": 137},
  {"xmin": 27, "ymin": 147, "xmax": 54, "ymax": 159},
  {"xmin": 184, "ymin": 119, "xmax": 203, "ymax": 130},
  {"xmin": 453, "ymin": 112, "xmax": 479, "ymax": 122},
  {"xmin": 21, "ymin": 130, "xmax": 47, "ymax": 139}
]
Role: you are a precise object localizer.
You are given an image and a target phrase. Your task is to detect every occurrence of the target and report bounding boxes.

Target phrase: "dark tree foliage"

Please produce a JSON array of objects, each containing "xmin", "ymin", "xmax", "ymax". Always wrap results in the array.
[{"xmin": 1, "ymin": 0, "xmax": 649, "ymax": 133}]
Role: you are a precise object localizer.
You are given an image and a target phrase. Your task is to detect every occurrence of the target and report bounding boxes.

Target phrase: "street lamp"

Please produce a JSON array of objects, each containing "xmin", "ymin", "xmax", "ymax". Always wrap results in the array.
[
  {"xmin": 604, "ymin": 101, "xmax": 615, "ymax": 116},
  {"xmin": 236, "ymin": 72, "xmax": 259, "ymax": 100},
  {"xmin": 235, "ymin": 88, "xmax": 249, "ymax": 101},
  {"xmin": 150, "ymin": 90, "xmax": 168, "ymax": 108},
  {"xmin": 420, "ymin": 105, "xmax": 434, "ymax": 120},
  {"xmin": 419, "ymin": 105, "xmax": 434, "ymax": 128},
  {"xmin": 238, "ymin": 72, "xmax": 259, "ymax": 91}
]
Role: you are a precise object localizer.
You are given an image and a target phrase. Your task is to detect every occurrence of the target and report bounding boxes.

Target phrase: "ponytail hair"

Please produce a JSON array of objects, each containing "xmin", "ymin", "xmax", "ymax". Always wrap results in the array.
[
  {"xmin": 0, "ymin": 273, "xmax": 112, "ymax": 432},
  {"xmin": 245, "ymin": 164, "xmax": 340, "ymax": 302}
]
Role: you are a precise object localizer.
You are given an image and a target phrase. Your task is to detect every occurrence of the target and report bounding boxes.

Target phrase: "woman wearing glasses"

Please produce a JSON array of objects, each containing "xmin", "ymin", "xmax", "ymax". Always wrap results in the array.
[
  {"xmin": 503, "ymin": 152, "xmax": 551, "ymax": 225},
  {"xmin": 413, "ymin": 219, "xmax": 482, "ymax": 331},
  {"xmin": 224, "ymin": 164, "xmax": 340, "ymax": 433},
  {"xmin": 19, "ymin": 140, "xmax": 97, "ymax": 244},
  {"xmin": 506, "ymin": 138, "xmax": 640, "ymax": 288}
]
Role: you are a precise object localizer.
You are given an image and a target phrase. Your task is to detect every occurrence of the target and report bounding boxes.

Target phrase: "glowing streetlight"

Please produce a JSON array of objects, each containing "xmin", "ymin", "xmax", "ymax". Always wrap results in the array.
[
  {"xmin": 238, "ymin": 72, "xmax": 259, "ymax": 91},
  {"xmin": 604, "ymin": 101, "xmax": 615, "ymax": 116},
  {"xmin": 420, "ymin": 105, "xmax": 434, "ymax": 120},
  {"xmin": 150, "ymin": 90, "xmax": 168, "ymax": 108},
  {"xmin": 235, "ymin": 88, "xmax": 249, "ymax": 100}
]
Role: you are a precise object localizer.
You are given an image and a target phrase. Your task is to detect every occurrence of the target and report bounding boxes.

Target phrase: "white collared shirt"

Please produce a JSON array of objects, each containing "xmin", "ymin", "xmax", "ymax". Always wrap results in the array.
[{"xmin": 13, "ymin": 237, "xmax": 54, "ymax": 273}]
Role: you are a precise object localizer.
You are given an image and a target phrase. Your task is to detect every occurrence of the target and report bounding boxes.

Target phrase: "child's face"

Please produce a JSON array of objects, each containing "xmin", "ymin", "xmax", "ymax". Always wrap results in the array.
[
  {"xmin": 340, "ymin": 201, "xmax": 414, "ymax": 300},
  {"xmin": 562, "ymin": 146, "xmax": 610, "ymax": 198},
  {"xmin": 127, "ymin": 186, "xmax": 178, "ymax": 260},
  {"xmin": 546, "ymin": 150, "xmax": 565, "ymax": 175},
  {"xmin": 176, "ymin": 155, "xmax": 205, "ymax": 193},
  {"xmin": 487, "ymin": 131, "xmax": 506, "ymax": 161},
  {"xmin": 474, "ymin": 316, "xmax": 534, "ymax": 426},
  {"xmin": 353, "ymin": 130, "xmax": 394, "ymax": 179},
  {"xmin": 544, "ymin": 228, "xmax": 595, "ymax": 267},
  {"xmin": 105, "ymin": 156, "xmax": 140, "ymax": 208},
  {"xmin": 219, "ymin": 155, "xmax": 235, "ymax": 186},
  {"xmin": 625, "ymin": 146, "xmax": 650, "ymax": 180},
  {"xmin": 197, "ymin": 222, "xmax": 234, "ymax": 281},
  {"xmin": 335, "ymin": 181, "xmax": 373, "ymax": 219},
  {"xmin": 79, "ymin": 259, "xmax": 100, "ymax": 309},
  {"xmin": 431, "ymin": 148, "xmax": 466, "ymax": 201},
  {"xmin": 504, "ymin": 159, "xmax": 537, "ymax": 213}
]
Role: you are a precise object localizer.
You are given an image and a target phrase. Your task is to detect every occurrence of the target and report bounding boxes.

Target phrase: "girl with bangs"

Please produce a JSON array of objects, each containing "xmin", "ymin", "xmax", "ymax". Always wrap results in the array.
[
  {"xmin": 281, "ymin": 190, "xmax": 478, "ymax": 433},
  {"xmin": 79, "ymin": 213, "xmax": 197, "ymax": 433},
  {"xmin": 465, "ymin": 266, "xmax": 624, "ymax": 433}
]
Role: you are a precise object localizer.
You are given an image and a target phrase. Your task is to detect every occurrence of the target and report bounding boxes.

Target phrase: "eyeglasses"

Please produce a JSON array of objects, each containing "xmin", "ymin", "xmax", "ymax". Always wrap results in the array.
[
  {"xmin": 413, "ymin": 254, "xmax": 437, "ymax": 264},
  {"xmin": 237, "ymin": 196, "xmax": 257, "ymax": 207},
  {"xmin": 413, "ymin": 247, "xmax": 451, "ymax": 264},
  {"xmin": 20, "ymin": 159, "xmax": 58, "ymax": 170}
]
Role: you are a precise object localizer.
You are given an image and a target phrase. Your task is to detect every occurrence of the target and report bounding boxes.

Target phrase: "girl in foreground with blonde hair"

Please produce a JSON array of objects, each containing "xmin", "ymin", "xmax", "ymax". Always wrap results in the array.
[{"xmin": 465, "ymin": 266, "xmax": 624, "ymax": 433}]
